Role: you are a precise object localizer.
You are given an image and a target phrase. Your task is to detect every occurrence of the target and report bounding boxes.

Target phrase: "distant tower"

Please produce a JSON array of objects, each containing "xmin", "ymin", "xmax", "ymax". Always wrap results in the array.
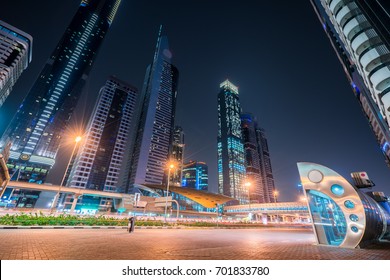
[
  {"xmin": 182, "ymin": 161, "xmax": 208, "ymax": 191},
  {"xmin": 0, "ymin": 0, "xmax": 122, "ymax": 183},
  {"xmin": 256, "ymin": 127, "xmax": 276, "ymax": 202},
  {"xmin": 217, "ymin": 80, "xmax": 247, "ymax": 204},
  {"xmin": 311, "ymin": 0, "xmax": 390, "ymax": 167},
  {"xmin": 67, "ymin": 76, "xmax": 138, "ymax": 192},
  {"xmin": 241, "ymin": 113, "xmax": 264, "ymax": 203},
  {"xmin": 128, "ymin": 27, "xmax": 179, "ymax": 189},
  {"xmin": 170, "ymin": 126, "xmax": 185, "ymax": 186},
  {"xmin": 0, "ymin": 20, "xmax": 32, "ymax": 107}
]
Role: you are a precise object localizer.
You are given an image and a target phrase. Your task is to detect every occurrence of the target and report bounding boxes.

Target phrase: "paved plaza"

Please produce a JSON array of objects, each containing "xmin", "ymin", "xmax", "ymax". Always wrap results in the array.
[{"xmin": 0, "ymin": 227, "xmax": 389, "ymax": 260}]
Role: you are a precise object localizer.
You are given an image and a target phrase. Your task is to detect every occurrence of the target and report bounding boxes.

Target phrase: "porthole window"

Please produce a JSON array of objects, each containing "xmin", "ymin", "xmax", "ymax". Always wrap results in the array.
[
  {"xmin": 331, "ymin": 184, "xmax": 345, "ymax": 196},
  {"xmin": 349, "ymin": 214, "xmax": 359, "ymax": 222},
  {"xmin": 344, "ymin": 200, "xmax": 355, "ymax": 209},
  {"xmin": 351, "ymin": 226, "xmax": 359, "ymax": 233}
]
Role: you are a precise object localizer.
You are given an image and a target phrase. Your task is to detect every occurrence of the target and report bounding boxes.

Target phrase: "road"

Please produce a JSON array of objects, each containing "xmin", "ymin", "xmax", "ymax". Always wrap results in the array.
[{"xmin": 1, "ymin": 227, "xmax": 389, "ymax": 260}]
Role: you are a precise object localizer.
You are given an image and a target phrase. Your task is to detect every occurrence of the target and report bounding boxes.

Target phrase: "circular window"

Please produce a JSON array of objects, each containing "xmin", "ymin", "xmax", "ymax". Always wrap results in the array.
[
  {"xmin": 330, "ymin": 184, "xmax": 345, "ymax": 196},
  {"xmin": 344, "ymin": 200, "xmax": 355, "ymax": 209},
  {"xmin": 349, "ymin": 214, "xmax": 359, "ymax": 222},
  {"xmin": 308, "ymin": 170, "xmax": 323, "ymax": 183},
  {"xmin": 351, "ymin": 226, "xmax": 359, "ymax": 233}
]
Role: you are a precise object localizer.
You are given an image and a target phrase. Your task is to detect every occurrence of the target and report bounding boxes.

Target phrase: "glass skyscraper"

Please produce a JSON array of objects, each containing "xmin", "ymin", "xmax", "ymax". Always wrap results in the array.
[
  {"xmin": 217, "ymin": 80, "xmax": 247, "ymax": 204},
  {"xmin": 128, "ymin": 28, "xmax": 179, "ymax": 189},
  {"xmin": 182, "ymin": 161, "xmax": 208, "ymax": 191},
  {"xmin": 311, "ymin": 0, "xmax": 390, "ymax": 167},
  {"xmin": 67, "ymin": 76, "xmax": 138, "ymax": 193},
  {"xmin": 256, "ymin": 126, "xmax": 276, "ymax": 203},
  {"xmin": 241, "ymin": 113, "xmax": 276, "ymax": 203},
  {"xmin": 170, "ymin": 126, "xmax": 185, "ymax": 186},
  {"xmin": 241, "ymin": 113, "xmax": 264, "ymax": 203},
  {"xmin": 0, "ymin": 20, "xmax": 32, "ymax": 107},
  {"xmin": 0, "ymin": 0, "xmax": 122, "ymax": 183}
]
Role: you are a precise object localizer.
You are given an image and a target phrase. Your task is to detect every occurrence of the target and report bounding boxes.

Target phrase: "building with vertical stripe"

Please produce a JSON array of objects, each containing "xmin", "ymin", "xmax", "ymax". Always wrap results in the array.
[{"xmin": 0, "ymin": 0, "xmax": 122, "ymax": 183}]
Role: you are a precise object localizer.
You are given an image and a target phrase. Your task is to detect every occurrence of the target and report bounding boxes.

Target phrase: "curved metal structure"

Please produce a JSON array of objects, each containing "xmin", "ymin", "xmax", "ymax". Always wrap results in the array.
[{"xmin": 298, "ymin": 162, "xmax": 390, "ymax": 248}]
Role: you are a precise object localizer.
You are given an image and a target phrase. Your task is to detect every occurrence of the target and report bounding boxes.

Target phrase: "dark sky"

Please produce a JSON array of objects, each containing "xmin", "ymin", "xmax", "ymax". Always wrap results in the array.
[{"xmin": 1, "ymin": 0, "xmax": 390, "ymax": 201}]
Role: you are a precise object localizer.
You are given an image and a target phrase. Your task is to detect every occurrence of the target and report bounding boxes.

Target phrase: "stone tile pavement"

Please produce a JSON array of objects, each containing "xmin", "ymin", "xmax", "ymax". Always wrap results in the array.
[{"xmin": 0, "ymin": 228, "xmax": 389, "ymax": 260}]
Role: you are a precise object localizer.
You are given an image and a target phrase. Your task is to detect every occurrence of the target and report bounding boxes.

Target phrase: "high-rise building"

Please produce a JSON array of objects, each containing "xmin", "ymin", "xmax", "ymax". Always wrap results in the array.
[
  {"xmin": 256, "ymin": 126, "xmax": 276, "ymax": 202},
  {"xmin": 311, "ymin": 0, "xmax": 390, "ymax": 167},
  {"xmin": 241, "ymin": 113, "xmax": 276, "ymax": 203},
  {"xmin": 128, "ymin": 28, "xmax": 179, "ymax": 189},
  {"xmin": 170, "ymin": 126, "xmax": 185, "ymax": 186},
  {"xmin": 217, "ymin": 80, "xmax": 247, "ymax": 204},
  {"xmin": 0, "ymin": 20, "xmax": 32, "ymax": 107},
  {"xmin": 0, "ymin": 0, "xmax": 122, "ymax": 183},
  {"xmin": 241, "ymin": 113, "xmax": 264, "ymax": 203},
  {"xmin": 182, "ymin": 161, "xmax": 208, "ymax": 191},
  {"xmin": 67, "ymin": 77, "xmax": 138, "ymax": 193}
]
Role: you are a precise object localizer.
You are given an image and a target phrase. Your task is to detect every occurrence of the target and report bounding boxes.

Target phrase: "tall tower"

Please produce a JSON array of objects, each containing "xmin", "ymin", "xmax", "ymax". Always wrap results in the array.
[
  {"xmin": 128, "ymin": 28, "xmax": 179, "ymax": 189},
  {"xmin": 241, "ymin": 113, "xmax": 264, "ymax": 203},
  {"xmin": 170, "ymin": 126, "xmax": 185, "ymax": 186},
  {"xmin": 256, "ymin": 127, "xmax": 276, "ymax": 202},
  {"xmin": 217, "ymin": 80, "xmax": 247, "ymax": 204},
  {"xmin": 0, "ymin": 0, "xmax": 122, "ymax": 183},
  {"xmin": 0, "ymin": 20, "xmax": 32, "ymax": 107},
  {"xmin": 311, "ymin": 0, "xmax": 390, "ymax": 167},
  {"xmin": 67, "ymin": 76, "xmax": 138, "ymax": 192}
]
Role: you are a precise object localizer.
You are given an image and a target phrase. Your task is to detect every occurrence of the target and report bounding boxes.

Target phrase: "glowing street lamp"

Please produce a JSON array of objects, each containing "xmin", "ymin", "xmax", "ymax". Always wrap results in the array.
[
  {"xmin": 51, "ymin": 135, "xmax": 82, "ymax": 213},
  {"xmin": 244, "ymin": 181, "xmax": 252, "ymax": 216},
  {"xmin": 273, "ymin": 190, "xmax": 279, "ymax": 203},
  {"xmin": 164, "ymin": 162, "xmax": 175, "ymax": 223},
  {"xmin": 273, "ymin": 189, "xmax": 279, "ymax": 223}
]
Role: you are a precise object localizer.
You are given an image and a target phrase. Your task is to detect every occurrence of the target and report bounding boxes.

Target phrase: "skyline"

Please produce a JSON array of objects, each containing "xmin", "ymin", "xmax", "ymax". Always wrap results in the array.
[{"xmin": 1, "ymin": 0, "xmax": 390, "ymax": 201}]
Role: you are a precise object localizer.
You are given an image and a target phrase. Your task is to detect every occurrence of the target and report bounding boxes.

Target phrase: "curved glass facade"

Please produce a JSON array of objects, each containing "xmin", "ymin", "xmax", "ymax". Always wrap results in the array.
[{"xmin": 307, "ymin": 190, "xmax": 347, "ymax": 246}]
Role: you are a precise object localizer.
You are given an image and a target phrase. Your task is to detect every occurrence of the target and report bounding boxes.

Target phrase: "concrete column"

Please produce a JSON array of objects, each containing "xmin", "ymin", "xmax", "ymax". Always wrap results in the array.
[{"xmin": 70, "ymin": 194, "xmax": 81, "ymax": 214}]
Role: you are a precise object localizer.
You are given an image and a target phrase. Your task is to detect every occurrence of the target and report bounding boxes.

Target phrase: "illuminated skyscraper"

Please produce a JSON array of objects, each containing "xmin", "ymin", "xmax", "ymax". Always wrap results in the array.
[
  {"xmin": 217, "ymin": 80, "xmax": 247, "ymax": 204},
  {"xmin": 128, "ymin": 28, "xmax": 179, "ymax": 189},
  {"xmin": 241, "ymin": 113, "xmax": 276, "ymax": 203},
  {"xmin": 311, "ymin": 0, "xmax": 390, "ymax": 167},
  {"xmin": 0, "ymin": 20, "xmax": 32, "ymax": 107},
  {"xmin": 170, "ymin": 126, "xmax": 185, "ymax": 186},
  {"xmin": 182, "ymin": 161, "xmax": 208, "ymax": 191},
  {"xmin": 241, "ymin": 113, "xmax": 264, "ymax": 203},
  {"xmin": 256, "ymin": 126, "xmax": 276, "ymax": 203},
  {"xmin": 67, "ymin": 76, "xmax": 138, "ymax": 193},
  {"xmin": 0, "ymin": 0, "xmax": 122, "ymax": 183}
]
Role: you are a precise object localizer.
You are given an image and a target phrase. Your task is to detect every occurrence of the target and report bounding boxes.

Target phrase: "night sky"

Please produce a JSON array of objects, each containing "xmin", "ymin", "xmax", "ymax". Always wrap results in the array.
[{"xmin": 1, "ymin": 0, "xmax": 390, "ymax": 201}]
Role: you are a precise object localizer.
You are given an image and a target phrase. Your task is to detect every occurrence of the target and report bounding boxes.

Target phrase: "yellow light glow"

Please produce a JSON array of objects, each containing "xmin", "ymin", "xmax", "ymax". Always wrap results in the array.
[{"xmin": 75, "ymin": 136, "xmax": 82, "ymax": 143}]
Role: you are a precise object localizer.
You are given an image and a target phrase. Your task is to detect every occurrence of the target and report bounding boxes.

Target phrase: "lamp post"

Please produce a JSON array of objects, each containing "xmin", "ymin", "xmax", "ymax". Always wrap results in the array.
[
  {"xmin": 273, "ymin": 189, "xmax": 279, "ymax": 223},
  {"xmin": 244, "ymin": 181, "xmax": 252, "ymax": 220},
  {"xmin": 164, "ymin": 163, "xmax": 175, "ymax": 223},
  {"xmin": 51, "ymin": 136, "xmax": 82, "ymax": 213}
]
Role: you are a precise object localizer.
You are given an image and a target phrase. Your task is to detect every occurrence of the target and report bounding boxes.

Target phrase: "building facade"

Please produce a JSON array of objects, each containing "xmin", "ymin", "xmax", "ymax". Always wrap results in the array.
[
  {"xmin": 256, "ymin": 126, "xmax": 276, "ymax": 202},
  {"xmin": 241, "ymin": 113, "xmax": 265, "ymax": 203},
  {"xmin": 182, "ymin": 160, "xmax": 208, "ymax": 191},
  {"xmin": 0, "ymin": 0, "xmax": 122, "ymax": 184},
  {"xmin": 311, "ymin": 0, "xmax": 390, "ymax": 167},
  {"xmin": 170, "ymin": 126, "xmax": 185, "ymax": 186},
  {"xmin": 0, "ymin": 20, "xmax": 32, "ymax": 107},
  {"xmin": 217, "ymin": 80, "xmax": 247, "ymax": 204},
  {"xmin": 241, "ymin": 113, "xmax": 276, "ymax": 203},
  {"xmin": 67, "ymin": 76, "xmax": 138, "ymax": 193},
  {"xmin": 128, "ymin": 28, "xmax": 179, "ymax": 189}
]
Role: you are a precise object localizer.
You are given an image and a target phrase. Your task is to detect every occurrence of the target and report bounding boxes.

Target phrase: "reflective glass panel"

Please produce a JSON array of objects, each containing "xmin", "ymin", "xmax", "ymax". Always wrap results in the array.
[{"xmin": 307, "ymin": 190, "xmax": 347, "ymax": 246}]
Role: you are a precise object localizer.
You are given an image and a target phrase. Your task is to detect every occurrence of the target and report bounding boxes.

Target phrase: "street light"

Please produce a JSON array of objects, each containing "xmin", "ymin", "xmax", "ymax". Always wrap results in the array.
[
  {"xmin": 273, "ymin": 190, "xmax": 279, "ymax": 202},
  {"xmin": 273, "ymin": 189, "xmax": 279, "ymax": 223},
  {"xmin": 164, "ymin": 162, "xmax": 175, "ymax": 223},
  {"xmin": 244, "ymin": 181, "xmax": 252, "ymax": 220},
  {"xmin": 51, "ymin": 135, "xmax": 82, "ymax": 213}
]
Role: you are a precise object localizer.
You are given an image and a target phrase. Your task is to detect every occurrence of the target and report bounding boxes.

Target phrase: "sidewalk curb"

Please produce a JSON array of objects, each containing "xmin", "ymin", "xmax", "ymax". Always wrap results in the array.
[{"xmin": 0, "ymin": 226, "xmax": 184, "ymax": 229}]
